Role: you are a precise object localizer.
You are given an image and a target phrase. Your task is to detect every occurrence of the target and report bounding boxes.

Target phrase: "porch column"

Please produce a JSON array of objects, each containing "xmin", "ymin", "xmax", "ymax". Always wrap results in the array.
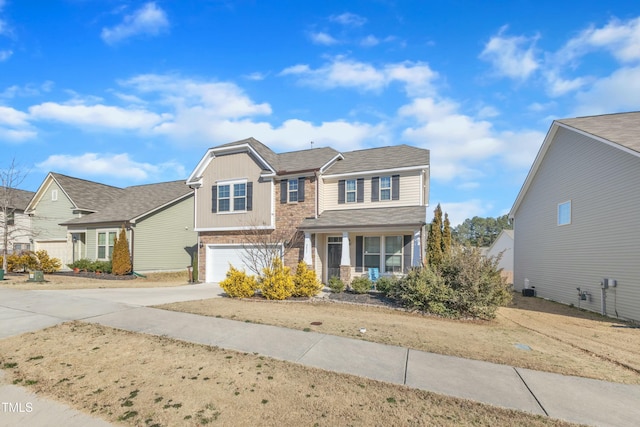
[
  {"xmin": 303, "ymin": 232, "xmax": 312, "ymax": 265},
  {"xmin": 340, "ymin": 231, "xmax": 350, "ymax": 265},
  {"xmin": 412, "ymin": 229, "xmax": 422, "ymax": 267}
]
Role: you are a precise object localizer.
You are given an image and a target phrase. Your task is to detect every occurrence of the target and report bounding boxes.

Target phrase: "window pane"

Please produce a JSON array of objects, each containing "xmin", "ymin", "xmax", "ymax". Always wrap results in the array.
[
  {"xmin": 234, "ymin": 198, "xmax": 246, "ymax": 211},
  {"xmin": 218, "ymin": 185, "xmax": 230, "ymax": 198},
  {"xmin": 365, "ymin": 254, "xmax": 380, "ymax": 269},
  {"xmin": 98, "ymin": 246, "xmax": 106, "ymax": 259},
  {"xmin": 346, "ymin": 192, "xmax": 356, "ymax": 203},
  {"xmin": 346, "ymin": 180, "xmax": 356, "ymax": 191},
  {"xmin": 234, "ymin": 183, "xmax": 246, "ymax": 197},
  {"xmin": 380, "ymin": 176, "xmax": 391, "ymax": 188},
  {"xmin": 558, "ymin": 201, "xmax": 571, "ymax": 225},
  {"xmin": 218, "ymin": 199, "xmax": 230, "ymax": 212},
  {"xmin": 289, "ymin": 180, "xmax": 298, "ymax": 191},
  {"xmin": 364, "ymin": 237, "xmax": 380, "ymax": 253},
  {"xmin": 385, "ymin": 255, "xmax": 402, "ymax": 272},
  {"xmin": 109, "ymin": 232, "xmax": 117, "ymax": 245},
  {"xmin": 380, "ymin": 189, "xmax": 391, "ymax": 200},
  {"xmin": 385, "ymin": 236, "xmax": 402, "ymax": 254},
  {"xmin": 289, "ymin": 191, "xmax": 298, "ymax": 202},
  {"xmin": 98, "ymin": 233, "xmax": 106, "ymax": 245}
]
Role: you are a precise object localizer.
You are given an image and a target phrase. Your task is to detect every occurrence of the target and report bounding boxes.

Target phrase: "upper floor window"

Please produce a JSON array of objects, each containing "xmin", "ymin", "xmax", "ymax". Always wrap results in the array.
[
  {"xmin": 558, "ymin": 201, "xmax": 571, "ymax": 225},
  {"xmin": 288, "ymin": 179, "xmax": 299, "ymax": 202},
  {"xmin": 371, "ymin": 175, "xmax": 400, "ymax": 202},
  {"xmin": 338, "ymin": 178, "xmax": 363, "ymax": 204},
  {"xmin": 280, "ymin": 178, "xmax": 305, "ymax": 204},
  {"xmin": 212, "ymin": 180, "xmax": 252, "ymax": 213},
  {"xmin": 380, "ymin": 176, "xmax": 391, "ymax": 201},
  {"xmin": 7, "ymin": 211, "xmax": 14, "ymax": 226},
  {"xmin": 51, "ymin": 189, "xmax": 58, "ymax": 201},
  {"xmin": 346, "ymin": 179, "xmax": 357, "ymax": 203}
]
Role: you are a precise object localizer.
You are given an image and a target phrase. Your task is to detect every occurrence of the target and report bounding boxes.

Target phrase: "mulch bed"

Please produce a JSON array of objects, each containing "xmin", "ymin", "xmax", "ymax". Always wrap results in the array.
[
  {"xmin": 51, "ymin": 271, "xmax": 137, "ymax": 281},
  {"xmin": 327, "ymin": 291, "xmax": 402, "ymax": 309}
]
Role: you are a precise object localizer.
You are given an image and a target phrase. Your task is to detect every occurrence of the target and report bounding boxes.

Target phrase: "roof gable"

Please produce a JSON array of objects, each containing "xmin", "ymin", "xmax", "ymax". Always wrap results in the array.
[
  {"xmin": 323, "ymin": 145, "xmax": 430, "ymax": 176},
  {"xmin": 510, "ymin": 112, "xmax": 640, "ymax": 219}
]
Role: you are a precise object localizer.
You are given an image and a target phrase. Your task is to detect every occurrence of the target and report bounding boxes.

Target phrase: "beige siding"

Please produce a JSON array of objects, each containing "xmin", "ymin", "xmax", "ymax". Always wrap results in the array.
[
  {"xmin": 134, "ymin": 196, "xmax": 197, "ymax": 272},
  {"xmin": 514, "ymin": 127, "xmax": 640, "ymax": 321},
  {"xmin": 195, "ymin": 152, "xmax": 272, "ymax": 229},
  {"xmin": 322, "ymin": 172, "xmax": 423, "ymax": 212}
]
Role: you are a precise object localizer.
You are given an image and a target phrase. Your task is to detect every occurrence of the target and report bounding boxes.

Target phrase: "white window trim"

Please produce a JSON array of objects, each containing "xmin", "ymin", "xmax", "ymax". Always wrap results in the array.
[
  {"xmin": 217, "ymin": 179, "xmax": 248, "ymax": 214},
  {"xmin": 51, "ymin": 189, "xmax": 58, "ymax": 201},
  {"xmin": 96, "ymin": 229, "xmax": 118, "ymax": 260},
  {"xmin": 558, "ymin": 200, "xmax": 571, "ymax": 226},
  {"xmin": 362, "ymin": 235, "xmax": 406, "ymax": 274},
  {"xmin": 379, "ymin": 176, "xmax": 391, "ymax": 201},
  {"xmin": 288, "ymin": 179, "xmax": 298, "ymax": 203},
  {"xmin": 346, "ymin": 179, "xmax": 357, "ymax": 203}
]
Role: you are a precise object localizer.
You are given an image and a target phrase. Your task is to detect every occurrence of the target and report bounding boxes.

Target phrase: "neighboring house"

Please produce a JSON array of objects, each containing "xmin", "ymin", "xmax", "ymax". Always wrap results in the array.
[
  {"xmin": 484, "ymin": 229, "xmax": 513, "ymax": 284},
  {"xmin": 187, "ymin": 137, "xmax": 430, "ymax": 284},
  {"xmin": 26, "ymin": 173, "xmax": 196, "ymax": 272},
  {"xmin": 0, "ymin": 187, "xmax": 36, "ymax": 253},
  {"xmin": 509, "ymin": 112, "xmax": 640, "ymax": 321}
]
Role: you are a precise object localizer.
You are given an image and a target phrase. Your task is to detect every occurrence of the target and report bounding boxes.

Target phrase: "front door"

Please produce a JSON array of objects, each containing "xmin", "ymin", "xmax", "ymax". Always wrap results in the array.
[{"xmin": 327, "ymin": 237, "xmax": 342, "ymax": 280}]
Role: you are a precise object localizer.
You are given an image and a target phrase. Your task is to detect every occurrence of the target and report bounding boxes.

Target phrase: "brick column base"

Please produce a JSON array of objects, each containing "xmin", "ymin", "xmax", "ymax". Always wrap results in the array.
[{"xmin": 340, "ymin": 265, "xmax": 352, "ymax": 286}]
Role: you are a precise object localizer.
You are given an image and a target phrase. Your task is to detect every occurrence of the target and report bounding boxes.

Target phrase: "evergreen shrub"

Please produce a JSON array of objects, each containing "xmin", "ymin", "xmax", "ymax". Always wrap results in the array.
[
  {"xmin": 327, "ymin": 276, "xmax": 345, "ymax": 293},
  {"xmin": 259, "ymin": 257, "xmax": 294, "ymax": 300},
  {"xmin": 292, "ymin": 261, "xmax": 323, "ymax": 297},
  {"xmin": 350, "ymin": 276, "xmax": 372, "ymax": 294},
  {"xmin": 219, "ymin": 265, "xmax": 258, "ymax": 298}
]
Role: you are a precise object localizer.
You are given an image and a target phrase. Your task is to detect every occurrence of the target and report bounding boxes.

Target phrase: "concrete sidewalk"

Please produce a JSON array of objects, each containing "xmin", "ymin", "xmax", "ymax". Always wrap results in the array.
[{"xmin": 2, "ymin": 285, "xmax": 640, "ymax": 427}]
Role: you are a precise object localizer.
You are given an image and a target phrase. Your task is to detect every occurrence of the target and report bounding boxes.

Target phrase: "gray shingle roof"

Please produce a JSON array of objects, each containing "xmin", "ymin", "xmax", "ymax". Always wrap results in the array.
[
  {"xmin": 557, "ymin": 112, "xmax": 640, "ymax": 153},
  {"xmin": 51, "ymin": 173, "xmax": 124, "ymax": 211},
  {"xmin": 61, "ymin": 180, "xmax": 192, "ymax": 225},
  {"xmin": 276, "ymin": 147, "xmax": 341, "ymax": 174},
  {"xmin": 299, "ymin": 206, "xmax": 427, "ymax": 230},
  {"xmin": 323, "ymin": 145, "xmax": 430, "ymax": 175},
  {"xmin": 0, "ymin": 187, "xmax": 35, "ymax": 211},
  {"xmin": 209, "ymin": 139, "xmax": 429, "ymax": 176}
]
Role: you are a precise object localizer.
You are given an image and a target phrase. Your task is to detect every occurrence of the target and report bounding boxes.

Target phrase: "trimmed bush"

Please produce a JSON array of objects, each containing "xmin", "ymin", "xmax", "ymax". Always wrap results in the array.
[
  {"xmin": 259, "ymin": 257, "xmax": 294, "ymax": 300},
  {"xmin": 67, "ymin": 258, "xmax": 93, "ymax": 271},
  {"xmin": 374, "ymin": 275, "xmax": 398, "ymax": 295},
  {"xmin": 327, "ymin": 276, "xmax": 345, "ymax": 293},
  {"xmin": 350, "ymin": 276, "xmax": 372, "ymax": 294},
  {"xmin": 292, "ymin": 261, "xmax": 323, "ymax": 297},
  {"xmin": 219, "ymin": 265, "xmax": 258, "ymax": 298},
  {"xmin": 34, "ymin": 250, "xmax": 62, "ymax": 273}
]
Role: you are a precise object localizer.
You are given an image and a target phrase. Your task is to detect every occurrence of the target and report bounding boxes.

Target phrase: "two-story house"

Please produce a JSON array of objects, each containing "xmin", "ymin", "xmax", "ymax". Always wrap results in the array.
[
  {"xmin": 187, "ymin": 138, "xmax": 430, "ymax": 284},
  {"xmin": 0, "ymin": 186, "xmax": 36, "ymax": 254}
]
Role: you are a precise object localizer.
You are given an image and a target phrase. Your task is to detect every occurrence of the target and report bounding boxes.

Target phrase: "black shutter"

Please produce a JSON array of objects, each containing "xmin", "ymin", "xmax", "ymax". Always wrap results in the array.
[
  {"xmin": 280, "ymin": 180, "xmax": 288, "ymax": 204},
  {"xmin": 356, "ymin": 178, "xmax": 364, "ymax": 203},
  {"xmin": 355, "ymin": 236, "xmax": 363, "ymax": 273},
  {"xmin": 338, "ymin": 180, "xmax": 345, "ymax": 204},
  {"xmin": 211, "ymin": 185, "xmax": 217, "ymax": 213},
  {"xmin": 392, "ymin": 175, "xmax": 400, "ymax": 200},
  {"xmin": 298, "ymin": 177, "xmax": 305, "ymax": 202},
  {"xmin": 371, "ymin": 177, "xmax": 379, "ymax": 202},
  {"xmin": 403, "ymin": 235, "xmax": 412, "ymax": 273},
  {"xmin": 246, "ymin": 182, "xmax": 253, "ymax": 211}
]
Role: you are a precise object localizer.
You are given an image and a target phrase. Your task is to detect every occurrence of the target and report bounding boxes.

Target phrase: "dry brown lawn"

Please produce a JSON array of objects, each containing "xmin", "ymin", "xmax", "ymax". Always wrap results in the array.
[
  {"xmin": 0, "ymin": 271, "xmax": 190, "ymax": 290},
  {"xmin": 0, "ymin": 322, "xmax": 579, "ymax": 427},
  {"xmin": 159, "ymin": 293, "xmax": 640, "ymax": 385}
]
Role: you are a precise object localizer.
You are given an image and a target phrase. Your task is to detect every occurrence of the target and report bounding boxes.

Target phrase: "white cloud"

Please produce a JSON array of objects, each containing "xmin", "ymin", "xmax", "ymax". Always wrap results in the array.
[
  {"xmin": 29, "ymin": 102, "xmax": 169, "ymax": 130},
  {"xmin": 36, "ymin": 153, "xmax": 185, "ymax": 182},
  {"xmin": 0, "ymin": 106, "xmax": 29, "ymax": 127},
  {"xmin": 438, "ymin": 200, "xmax": 491, "ymax": 227},
  {"xmin": 330, "ymin": 13, "xmax": 366, "ymax": 27},
  {"xmin": 480, "ymin": 26, "xmax": 539, "ymax": 80},
  {"xmin": 309, "ymin": 31, "xmax": 339, "ymax": 45},
  {"xmin": 360, "ymin": 35, "xmax": 379, "ymax": 47},
  {"xmin": 0, "ymin": 127, "xmax": 36, "ymax": 142},
  {"xmin": 101, "ymin": 2, "xmax": 169, "ymax": 45},
  {"xmin": 0, "ymin": 106, "xmax": 35, "ymax": 142},
  {"xmin": 558, "ymin": 17, "xmax": 640, "ymax": 64},
  {"xmin": 280, "ymin": 57, "xmax": 438, "ymax": 96},
  {"xmin": 0, "ymin": 49, "xmax": 11, "ymax": 61},
  {"xmin": 572, "ymin": 66, "xmax": 640, "ymax": 116}
]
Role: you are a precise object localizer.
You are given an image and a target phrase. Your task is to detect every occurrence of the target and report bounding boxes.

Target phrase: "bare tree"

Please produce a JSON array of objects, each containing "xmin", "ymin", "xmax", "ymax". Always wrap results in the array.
[
  {"xmin": 0, "ymin": 159, "xmax": 32, "ymax": 272},
  {"xmin": 240, "ymin": 218, "xmax": 303, "ymax": 277}
]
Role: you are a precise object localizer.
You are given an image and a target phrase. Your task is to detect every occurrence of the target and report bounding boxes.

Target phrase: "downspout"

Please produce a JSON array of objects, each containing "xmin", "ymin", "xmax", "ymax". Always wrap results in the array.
[
  {"xmin": 127, "ymin": 223, "xmax": 134, "ymax": 272},
  {"xmin": 314, "ymin": 170, "xmax": 319, "ymax": 219}
]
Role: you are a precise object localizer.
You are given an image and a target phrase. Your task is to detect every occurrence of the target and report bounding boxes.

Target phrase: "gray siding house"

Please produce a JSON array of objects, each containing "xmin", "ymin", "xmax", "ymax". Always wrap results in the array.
[
  {"xmin": 27, "ymin": 173, "xmax": 196, "ymax": 272},
  {"xmin": 510, "ymin": 112, "xmax": 640, "ymax": 322},
  {"xmin": 0, "ymin": 187, "xmax": 35, "ymax": 254}
]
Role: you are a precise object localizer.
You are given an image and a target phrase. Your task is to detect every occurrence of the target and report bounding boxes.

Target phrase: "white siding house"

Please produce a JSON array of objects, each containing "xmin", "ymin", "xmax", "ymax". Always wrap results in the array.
[
  {"xmin": 485, "ymin": 229, "xmax": 513, "ymax": 284},
  {"xmin": 510, "ymin": 112, "xmax": 640, "ymax": 322}
]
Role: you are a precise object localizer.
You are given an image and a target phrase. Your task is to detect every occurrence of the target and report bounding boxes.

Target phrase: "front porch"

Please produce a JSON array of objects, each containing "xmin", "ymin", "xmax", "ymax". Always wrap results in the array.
[{"xmin": 299, "ymin": 206, "xmax": 427, "ymax": 284}]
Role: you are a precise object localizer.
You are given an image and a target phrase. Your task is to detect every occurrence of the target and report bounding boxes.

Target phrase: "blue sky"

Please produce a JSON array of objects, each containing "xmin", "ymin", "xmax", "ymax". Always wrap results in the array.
[{"xmin": 2, "ymin": 1, "xmax": 640, "ymax": 225}]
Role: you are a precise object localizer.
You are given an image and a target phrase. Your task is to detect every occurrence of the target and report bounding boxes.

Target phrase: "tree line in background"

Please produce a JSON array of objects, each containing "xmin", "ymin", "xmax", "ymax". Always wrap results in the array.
[{"xmin": 452, "ymin": 214, "xmax": 512, "ymax": 248}]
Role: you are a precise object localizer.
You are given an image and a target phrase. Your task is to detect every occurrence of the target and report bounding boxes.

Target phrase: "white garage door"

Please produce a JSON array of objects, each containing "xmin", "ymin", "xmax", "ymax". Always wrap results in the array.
[
  {"xmin": 35, "ymin": 240, "xmax": 68, "ymax": 269},
  {"xmin": 206, "ymin": 245, "xmax": 258, "ymax": 283}
]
